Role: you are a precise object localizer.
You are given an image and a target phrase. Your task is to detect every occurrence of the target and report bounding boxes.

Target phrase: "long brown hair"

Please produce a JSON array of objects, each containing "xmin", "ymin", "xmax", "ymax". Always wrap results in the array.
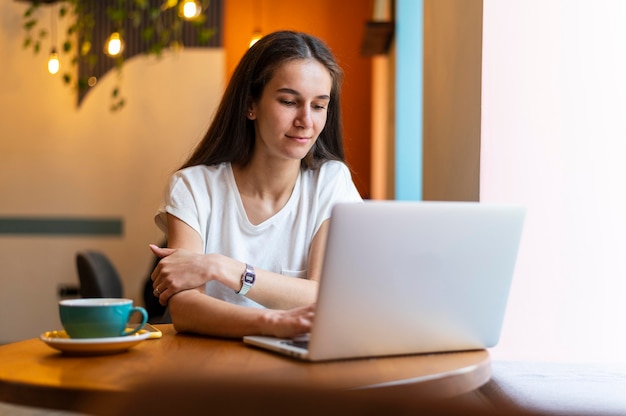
[{"xmin": 181, "ymin": 31, "xmax": 345, "ymax": 170}]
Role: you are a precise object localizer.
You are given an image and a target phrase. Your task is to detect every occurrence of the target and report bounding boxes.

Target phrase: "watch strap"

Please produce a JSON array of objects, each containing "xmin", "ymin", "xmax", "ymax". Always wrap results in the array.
[{"xmin": 236, "ymin": 263, "xmax": 255, "ymax": 296}]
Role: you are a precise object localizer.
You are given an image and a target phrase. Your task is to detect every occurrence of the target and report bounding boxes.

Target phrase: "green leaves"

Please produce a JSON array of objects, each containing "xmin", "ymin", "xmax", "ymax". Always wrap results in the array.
[
  {"xmin": 23, "ymin": 19, "xmax": 37, "ymax": 30},
  {"xmin": 20, "ymin": 0, "xmax": 216, "ymax": 112},
  {"xmin": 197, "ymin": 27, "xmax": 214, "ymax": 44},
  {"xmin": 22, "ymin": 15, "xmax": 42, "ymax": 55}
]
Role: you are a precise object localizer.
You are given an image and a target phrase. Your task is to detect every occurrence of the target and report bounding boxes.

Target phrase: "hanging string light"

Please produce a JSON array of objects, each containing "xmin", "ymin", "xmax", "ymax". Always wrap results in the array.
[
  {"xmin": 179, "ymin": 0, "xmax": 202, "ymax": 20},
  {"xmin": 249, "ymin": 1, "xmax": 262, "ymax": 48},
  {"xmin": 47, "ymin": 48, "xmax": 60, "ymax": 74},
  {"xmin": 249, "ymin": 31, "xmax": 262, "ymax": 48},
  {"xmin": 104, "ymin": 32, "xmax": 125, "ymax": 57},
  {"xmin": 47, "ymin": 4, "xmax": 59, "ymax": 74}
]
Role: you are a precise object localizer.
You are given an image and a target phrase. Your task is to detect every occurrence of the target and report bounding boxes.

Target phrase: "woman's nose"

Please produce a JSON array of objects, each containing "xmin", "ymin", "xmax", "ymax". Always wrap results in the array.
[{"xmin": 295, "ymin": 106, "xmax": 312, "ymax": 128}]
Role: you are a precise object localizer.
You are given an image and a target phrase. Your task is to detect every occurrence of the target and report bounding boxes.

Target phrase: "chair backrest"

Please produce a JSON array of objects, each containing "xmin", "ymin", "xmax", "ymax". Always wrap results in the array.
[{"xmin": 76, "ymin": 250, "xmax": 123, "ymax": 298}]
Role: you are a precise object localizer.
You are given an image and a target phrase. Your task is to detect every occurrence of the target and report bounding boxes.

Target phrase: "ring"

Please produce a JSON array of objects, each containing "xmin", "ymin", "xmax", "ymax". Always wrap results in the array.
[{"xmin": 155, "ymin": 287, "xmax": 161, "ymax": 295}]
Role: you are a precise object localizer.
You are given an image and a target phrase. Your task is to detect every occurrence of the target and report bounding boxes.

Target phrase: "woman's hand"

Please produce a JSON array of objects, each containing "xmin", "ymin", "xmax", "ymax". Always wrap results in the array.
[
  {"xmin": 150, "ymin": 244, "xmax": 213, "ymax": 305},
  {"xmin": 262, "ymin": 304, "xmax": 316, "ymax": 338}
]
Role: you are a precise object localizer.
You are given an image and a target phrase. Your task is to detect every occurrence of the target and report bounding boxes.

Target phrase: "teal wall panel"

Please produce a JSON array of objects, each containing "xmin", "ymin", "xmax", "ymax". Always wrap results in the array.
[
  {"xmin": 0, "ymin": 217, "xmax": 123, "ymax": 236},
  {"xmin": 395, "ymin": 0, "xmax": 423, "ymax": 200}
]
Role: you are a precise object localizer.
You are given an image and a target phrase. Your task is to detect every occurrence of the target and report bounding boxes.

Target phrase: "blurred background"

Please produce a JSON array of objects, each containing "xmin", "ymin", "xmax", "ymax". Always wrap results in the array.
[
  {"xmin": 0, "ymin": 0, "xmax": 384, "ymax": 342},
  {"xmin": 4, "ymin": 0, "xmax": 625, "ymax": 367}
]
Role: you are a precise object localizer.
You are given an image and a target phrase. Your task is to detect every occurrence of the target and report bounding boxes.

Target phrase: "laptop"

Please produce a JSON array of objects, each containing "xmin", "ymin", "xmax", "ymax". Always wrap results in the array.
[{"xmin": 243, "ymin": 201, "xmax": 525, "ymax": 361}]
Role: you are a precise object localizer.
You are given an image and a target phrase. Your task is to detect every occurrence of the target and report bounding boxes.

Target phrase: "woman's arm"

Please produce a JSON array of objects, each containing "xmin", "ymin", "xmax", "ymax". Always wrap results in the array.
[
  {"xmin": 235, "ymin": 221, "xmax": 329, "ymax": 309},
  {"xmin": 151, "ymin": 214, "xmax": 324, "ymax": 310},
  {"xmin": 168, "ymin": 290, "xmax": 315, "ymax": 338},
  {"xmin": 150, "ymin": 213, "xmax": 327, "ymax": 337}
]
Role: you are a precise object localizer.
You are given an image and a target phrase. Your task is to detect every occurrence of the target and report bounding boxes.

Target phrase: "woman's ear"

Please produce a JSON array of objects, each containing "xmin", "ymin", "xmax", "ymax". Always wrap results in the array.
[{"xmin": 246, "ymin": 100, "xmax": 256, "ymax": 120}]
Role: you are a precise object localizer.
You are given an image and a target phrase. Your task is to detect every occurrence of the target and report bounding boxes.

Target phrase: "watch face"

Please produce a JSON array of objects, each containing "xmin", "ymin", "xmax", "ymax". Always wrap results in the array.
[{"xmin": 244, "ymin": 273, "xmax": 255, "ymax": 284}]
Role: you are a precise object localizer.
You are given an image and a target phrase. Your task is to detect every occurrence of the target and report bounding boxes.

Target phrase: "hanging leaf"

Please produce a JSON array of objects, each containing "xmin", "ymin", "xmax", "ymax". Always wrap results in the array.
[
  {"xmin": 162, "ymin": 0, "xmax": 178, "ymax": 10},
  {"xmin": 130, "ymin": 10, "xmax": 142, "ymax": 27},
  {"xmin": 23, "ymin": 19, "xmax": 37, "ymax": 30},
  {"xmin": 198, "ymin": 28, "xmax": 214, "ymax": 44},
  {"xmin": 81, "ymin": 41, "xmax": 92, "ymax": 56},
  {"xmin": 191, "ymin": 14, "xmax": 206, "ymax": 24},
  {"xmin": 135, "ymin": 0, "xmax": 149, "ymax": 9},
  {"xmin": 142, "ymin": 26, "xmax": 155, "ymax": 41},
  {"xmin": 87, "ymin": 54, "xmax": 97, "ymax": 68},
  {"xmin": 149, "ymin": 43, "xmax": 164, "ymax": 56},
  {"xmin": 149, "ymin": 7, "xmax": 160, "ymax": 19},
  {"xmin": 77, "ymin": 77, "xmax": 89, "ymax": 91}
]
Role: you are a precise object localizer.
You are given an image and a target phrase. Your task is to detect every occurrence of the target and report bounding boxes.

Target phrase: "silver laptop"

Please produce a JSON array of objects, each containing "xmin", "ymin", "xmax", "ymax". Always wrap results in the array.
[{"xmin": 243, "ymin": 201, "xmax": 525, "ymax": 361}]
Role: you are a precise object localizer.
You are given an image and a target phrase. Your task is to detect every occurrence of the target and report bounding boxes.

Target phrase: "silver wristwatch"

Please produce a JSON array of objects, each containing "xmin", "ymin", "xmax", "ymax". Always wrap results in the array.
[{"xmin": 236, "ymin": 263, "xmax": 255, "ymax": 296}]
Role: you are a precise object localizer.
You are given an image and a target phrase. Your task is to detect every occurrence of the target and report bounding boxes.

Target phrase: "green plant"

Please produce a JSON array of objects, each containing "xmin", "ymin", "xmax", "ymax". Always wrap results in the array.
[{"xmin": 21, "ymin": 0, "xmax": 214, "ymax": 111}]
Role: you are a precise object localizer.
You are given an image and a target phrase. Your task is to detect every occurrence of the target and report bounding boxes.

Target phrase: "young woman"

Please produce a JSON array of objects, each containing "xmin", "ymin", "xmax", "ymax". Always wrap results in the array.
[{"xmin": 150, "ymin": 31, "xmax": 362, "ymax": 338}]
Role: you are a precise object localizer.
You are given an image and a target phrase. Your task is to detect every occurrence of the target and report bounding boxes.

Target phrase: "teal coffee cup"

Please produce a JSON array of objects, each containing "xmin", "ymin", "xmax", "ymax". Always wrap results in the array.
[{"xmin": 59, "ymin": 298, "xmax": 148, "ymax": 338}]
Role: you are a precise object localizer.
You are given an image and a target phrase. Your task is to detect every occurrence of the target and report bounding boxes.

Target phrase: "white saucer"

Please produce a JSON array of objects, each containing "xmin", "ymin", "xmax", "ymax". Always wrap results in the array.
[{"xmin": 40, "ymin": 329, "xmax": 151, "ymax": 355}]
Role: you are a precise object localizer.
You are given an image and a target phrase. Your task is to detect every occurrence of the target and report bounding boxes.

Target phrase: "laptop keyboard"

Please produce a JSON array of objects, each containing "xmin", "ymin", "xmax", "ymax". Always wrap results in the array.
[
  {"xmin": 282, "ymin": 339, "xmax": 309, "ymax": 349},
  {"xmin": 281, "ymin": 334, "xmax": 310, "ymax": 350}
]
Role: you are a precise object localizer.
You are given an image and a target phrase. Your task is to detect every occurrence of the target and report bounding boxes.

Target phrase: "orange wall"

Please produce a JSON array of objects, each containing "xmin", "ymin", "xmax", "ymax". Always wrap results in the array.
[{"xmin": 224, "ymin": 0, "xmax": 373, "ymax": 197}]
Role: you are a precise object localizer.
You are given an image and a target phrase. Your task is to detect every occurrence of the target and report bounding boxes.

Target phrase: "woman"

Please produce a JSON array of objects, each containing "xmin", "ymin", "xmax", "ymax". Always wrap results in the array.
[{"xmin": 150, "ymin": 31, "xmax": 362, "ymax": 338}]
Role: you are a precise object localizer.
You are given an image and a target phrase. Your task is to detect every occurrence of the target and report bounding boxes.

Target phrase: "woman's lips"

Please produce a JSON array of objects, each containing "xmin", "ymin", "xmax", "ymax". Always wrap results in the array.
[{"xmin": 286, "ymin": 135, "xmax": 311, "ymax": 143}]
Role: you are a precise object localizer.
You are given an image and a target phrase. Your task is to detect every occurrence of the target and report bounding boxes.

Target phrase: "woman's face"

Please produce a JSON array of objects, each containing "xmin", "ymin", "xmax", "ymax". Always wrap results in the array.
[{"xmin": 249, "ymin": 58, "xmax": 332, "ymax": 164}]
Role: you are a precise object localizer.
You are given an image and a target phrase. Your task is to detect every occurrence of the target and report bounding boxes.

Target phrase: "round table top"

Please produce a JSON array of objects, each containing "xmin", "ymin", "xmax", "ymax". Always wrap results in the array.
[{"xmin": 0, "ymin": 324, "xmax": 491, "ymax": 413}]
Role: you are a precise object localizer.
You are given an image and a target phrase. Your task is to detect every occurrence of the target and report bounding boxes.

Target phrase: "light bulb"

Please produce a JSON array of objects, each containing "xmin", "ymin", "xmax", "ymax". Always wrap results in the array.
[
  {"xmin": 47, "ymin": 50, "xmax": 60, "ymax": 74},
  {"xmin": 105, "ymin": 32, "xmax": 124, "ymax": 57},
  {"xmin": 179, "ymin": 0, "xmax": 201, "ymax": 20},
  {"xmin": 249, "ymin": 31, "xmax": 262, "ymax": 48}
]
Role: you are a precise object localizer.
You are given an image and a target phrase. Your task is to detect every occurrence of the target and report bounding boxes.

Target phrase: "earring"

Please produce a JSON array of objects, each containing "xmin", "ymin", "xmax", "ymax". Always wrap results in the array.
[{"xmin": 249, "ymin": 112, "xmax": 253, "ymax": 117}]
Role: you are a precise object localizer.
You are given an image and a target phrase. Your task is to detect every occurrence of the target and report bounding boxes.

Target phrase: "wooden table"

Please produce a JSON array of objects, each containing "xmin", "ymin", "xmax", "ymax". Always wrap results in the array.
[{"xmin": 0, "ymin": 325, "xmax": 491, "ymax": 414}]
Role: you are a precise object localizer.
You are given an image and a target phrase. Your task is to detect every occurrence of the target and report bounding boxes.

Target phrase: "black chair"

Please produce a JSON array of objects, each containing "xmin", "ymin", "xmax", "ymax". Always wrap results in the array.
[
  {"xmin": 142, "ymin": 240, "xmax": 170, "ymax": 323},
  {"xmin": 143, "ymin": 271, "xmax": 170, "ymax": 323},
  {"xmin": 76, "ymin": 250, "xmax": 124, "ymax": 298}
]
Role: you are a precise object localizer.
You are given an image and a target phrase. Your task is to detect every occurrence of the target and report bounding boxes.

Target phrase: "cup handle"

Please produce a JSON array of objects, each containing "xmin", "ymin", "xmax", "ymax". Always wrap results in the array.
[{"xmin": 124, "ymin": 306, "xmax": 149, "ymax": 336}]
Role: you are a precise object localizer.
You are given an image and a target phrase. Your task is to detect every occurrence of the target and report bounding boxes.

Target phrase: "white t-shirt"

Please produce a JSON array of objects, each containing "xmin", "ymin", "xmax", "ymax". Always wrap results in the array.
[{"xmin": 155, "ymin": 160, "xmax": 362, "ymax": 308}]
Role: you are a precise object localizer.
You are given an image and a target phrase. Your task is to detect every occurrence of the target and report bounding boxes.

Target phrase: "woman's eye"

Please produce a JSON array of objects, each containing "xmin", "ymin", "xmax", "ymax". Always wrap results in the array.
[{"xmin": 280, "ymin": 100, "xmax": 296, "ymax": 106}]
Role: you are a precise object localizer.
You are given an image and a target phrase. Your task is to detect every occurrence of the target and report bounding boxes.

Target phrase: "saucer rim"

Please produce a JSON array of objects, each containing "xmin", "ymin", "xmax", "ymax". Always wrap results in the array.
[{"xmin": 40, "ymin": 329, "xmax": 151, "ymax": 344}]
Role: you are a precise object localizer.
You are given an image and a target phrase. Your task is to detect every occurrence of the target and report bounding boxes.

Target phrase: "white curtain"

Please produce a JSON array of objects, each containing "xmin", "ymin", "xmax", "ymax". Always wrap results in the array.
[{"xmin": 482, "ymin": 0, "xmax": 626, "ymax": 363}]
